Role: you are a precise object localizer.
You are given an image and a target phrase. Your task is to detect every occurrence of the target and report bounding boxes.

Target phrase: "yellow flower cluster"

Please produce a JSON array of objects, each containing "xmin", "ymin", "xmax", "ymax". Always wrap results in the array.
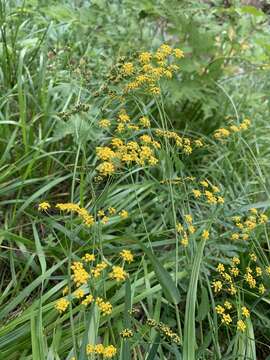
[
  {"xmin": 96, "ymin": 297, "xmax": 113, "ymax": 315},
  {"xmin": 109, "ymin": 266, "xmax": 127, "ymax": 282},
  {"xmin": 55, "ymin": 202, "xmax": 94, "ymax": 227},
  {"xmin": 120, "ymin": 328, "xmax": 134, "ymax": 338},
  {"xmin": 71, "ymin": 261, "xmax": 90, "ymax": 287},
  {"xmin": 155, "ymin": 129, "xmax": 203, "ymax": 155},
  {"xmin": 96, "ymin": 130, "xmax": 159, "ymax": 177},
  {"xmin": 120, "ymin": 249, "xmax": 134, "ymax": 263},
  {"xmin": 82, "ymin": 253, "xmax": 95, "ymax": 262},
  {"xmin": 230, "ymin": 209, "xmax": 268, "ymax": 242},
  {"xmin": 38, "ymin": 201, "xmax": 51, "ymax": 211},
  {"xmin": 55, "ymin": 298, "xmax": 69, "ymax": 313},
  {"xmin": 192, "ymin": 180, "xmax": 224, "ymax": 205},
  {"xmin": 91, "ymin": 261, "xmax": 108, "ymax": 278},
  {"xmin": 146, "ymin": 319, "xmax": 180, "ymax": 345},
  {"xmin": 120, "ymin": 44, "xmax": 183, "ymax": 95},
  {"xmin": 86, "ymin": 344, "xmax": 117, "ymax": 358},
  {"xmin": 215, "ymin": 301, "xmax": 250, "ymax": 331},
  {"xmin": 214, "ymin": 118, "xmax": 251, "ymax": 140}
]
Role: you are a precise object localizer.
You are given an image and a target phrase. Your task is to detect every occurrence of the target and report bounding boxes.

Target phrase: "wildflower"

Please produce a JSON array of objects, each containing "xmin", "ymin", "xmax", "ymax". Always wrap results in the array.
[
  {"xmin": 232, "ymin": 257, "xmax": 240, "ymax": 265},
  {"xmin": 55, "ymin": 298, "xmax": 69, "ymax": 313},
  {"xmin": 224, "ymin": 301, "xmax": 232, "ymax": 310},
  {"xmin": 259, "ymin": 283, "xmax": 266, "ymax": 294},
  {"xmin": 184, "ymin": 214, "xmax": 192, "ymax": 224},
  {"xmin": 103, "ymin": 345, "xmax": 117, "ymax": 358},
  {"xmin": 97, "ymin": 161, "xmax": 115, "ymax": 176},
  {"xmin": 82, "ymin": 253, "xmax": 95, "ymax": 262},
  {"xmin": 122, "ymin": 62, "xmax": 134, "ymax": 76},
  {"xmin": 215, "ymin": 305, "xmax": 225, "ymax": 314},
  {"xmin": 202, "ymin": 230, "xmax": 209, "ymax": 240},
  {"xmin": 101, "ymin": 216, "xmax": 109, "ymax": 224},
  {"xmin": 192, "ymin": 189, "xmax": 201, "ymax": 198},
  {"xmin": 212, "ymin": 280, "xmax": 222, "ymax": 293},
  {"xmin": 237, "ymin": 319, "xmax": 246, "ymax": 332},
  {"xmin": 259, "ymin": 214, "xmax": 268, "ymax": 224},
  {"xmin": 230, "ymin": 267, "xmax": 239, "ymax": 277},
  {"xmin": 86, "ymin": 344, "xmax": 95, "ymax": 355},
  {"xmin": 200, "ymin": 180, "xmax": 209, "ymax": 187},
  {"xmin": 205, "ymin": 190, "xmax": 217, "ymax": 205},
  {"xmin": 174, "ymin": 48, "xmax": 184, "ymax": 58},
  {"xmin": 81, "ymin": 294, "xmax": 94, "ymax": 306},
  {"xmin": 216, "ymin": 263, "xmax": 225, "ymax": 273},
  {"xmin": 120, "ymin": 329, "xmax": 134, "ymax": 338},
  {"xmin": 71, "ymin": 262, "xmax": 89, "ymax": 287},
  {"xmin": 244, "ymin": 273, "xmax": 256, "ymax": 288},
  {"xmin": 188, "ymin": 225, "xmax": 196, "ymax": 234},
  {"xmin": 118, "ymin": 109, "xmax": 130, "ymax": 123},
  {"xmin": 149, "ymin": 86, "xmax": 161, "ymax": 95},
  {"xmin": 221, "ymin": 313, "xmax": 232, "ymax": 325},
  {"xmin": 99, "ymin": 119, "xmax": 111, "ymax": 128},
  {"xmin": 242, "ymin": 233, "xmax": 249, "ymax": 241},
  {"xmin": 119, "ymin": 210, "xmax": 128, "ymax": 219},
  {"xmin": 140, "ymin": 134, "xmax": 152, "ymax": 143},
  {"xmin": 266, "ymin": 266, "xmax": 270, "ymax": 275},
  {"xmin": 242, "ymin": 306, "xmax": 250, "ymax": 318},
  {"xmin": 74, "ymin": 289, "xmax": 84, "ymax": 299},
  {"xmin": 217, "ymin": 196, "xmax": 225, "ymax": 204},
  {"xmin": 120, "ymin": 249, "xmax": 134, "ymax": 263},
  {"xmin": 228, "ymin": 284, "xmax": 237, "ymax": 295},
  {"xmin": 91, "ymin": 261, "xmax": 108, "ymax": 278},
  {"xmin": 231, "ymin": 233, "xmax": 239, "ymax": 241},
  {"xmin": 180, "ymin": 233, "xmax": 189, "ymax": 247},
  {"xmin": 232, "ymin": 216, "xmax": 241, "ymax": 223},
  {"xmin": 139, "ymin": 52, "xmax": 152, "ymax": 64},
  {"xmin": 249, "ymin": 208, "xmax": 258, "ymax": 215},
  {"xmin": 96, "ymin": 147, "xmax": 115, "ymax": 161},
  {"xmin": 176, "ymin": 222, "xmax": 184, "ymax": 232},
  {"xmin": 256, "ymin": 267, "xmax": 262, "ymax": 277},
  {"xmin": 139, "ymin": 116, "xmax": 150, "ymax": 128},
  {"xmin": 211, "ymin": 185, "xmax": 220, "ymax": 193},
  {"xmin": 108, "ymin": 207, "xmax": 116, "ymax": 215},
  {"xmin": 38, "ymin": 201, "xmax": 51, "ymax": 211},
  {"xmin": 96, "ymin": 297, "xmax": 113, "ymax": 315},
  {"xmin": 194, "ymin": 139, "xmax": 203, "ymax": 147},
  {"xmin": 214, "ymin": 128, "xmax": 230, "ymax": 139},
  {"xmin": 109, "ymin": 266, "xmax": 127, "ymax": 282}
]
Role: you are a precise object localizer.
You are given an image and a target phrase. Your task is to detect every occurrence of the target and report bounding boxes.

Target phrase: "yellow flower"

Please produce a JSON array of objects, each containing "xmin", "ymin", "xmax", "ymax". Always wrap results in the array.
[
  {"xmin": 249, "ymin": 208, "xmax": 258, "ymax": 215},
  {"xmin": 99, "ymin": 119, "xmax": 110, "ymax": 128},
  {"xmin": 266, "ymin": 266, "xmax": 270, "ymax": 275},
  {"xmin": 103, "ymin": 345, "xmax": 117, "ymax": 358},
  {"xmin": 139, "ymin": 52, "xmax": 152, "ymax": 64},
  {"xmin": 55, "ymin": 298, "xmax": 69, "ymax": 313},
  {"xmin": 96, "ymin": 147, "xmax": 115, "ymax": 161},
  {"xmin": 259, "ymin": 283, "xmax": 266, "ymax": 294},
  {"xmin": 122, "ymin": 62, "xmax": 134, "ymax": 75},
  {"xmin": 237, "ymin": 319, "xmax": 246, "ymax": 332},
  {"xmin": 74, "ymin": 288, "xmax": 84, "ymax": 299},
  {"xmin": 212, "ymin": 280, "xmax": 222, "ymax": 293},
  {"xmin": 139, "ymin": 116, "xmax": 151, "ymax": 128},
  {"xmin": 192, "ymin": 189, "xmax": 201, "ymax": 198},
  {"xmin": 231, "ymin": 233, "xmax": 239, "ymax": 241},
  {"xmin": 119, "ymin": 210, "xmax": 128, "ymax": 219},
  {"xmin": 228, "ymin": 284, "xmax": 237, "ymax": 295},
  {"xmin": 214, "ymin": 128, "xmax": 230, "ymax": 139},
  {"xmin": 232, "ymin": 257, "xmax": 240, "ymax": 265},
  {"xmin": 176, "ymin": 222, "xmax": 184, "ymax": 232},
  {"xmin": 82, "ymin": 253, "xmax": 95, "ymax": 262},
  {"xmin": 200, "ymin": 180, "xmax": 209, "ymax": 187},
  {"xmin": 91, "ymin": 261, "xmax": 108, "ymax": 278},
  {"xmin": 108, "ymin": 207, "xmax": 116, "ymax": 215},
  {"xmin": 215, "ymin": 305, "xmax": 225, "ymax": 314},
  {"xmin": 256, "ymin": 267, "xmax": 262, "ymax": 277},
  {"xmin": 259, "ymin": 213, "xmax": 268, "ymax": 224},
  {"xmin": 188, "ymin": 225, "xmax": 196, "ymax": 234},
  {"xmin": 221, "ymin": 313, "xmax": 232, "ymax": 325},
  {"xmin": 120, "ymin": 328, "xmax": 134, "ymax": 338},
  {"xmin": 81, "ymin": 294, "xmax": 94, "ymax": 306},
  {"xmin": 38, "ymin": 201, "xmax": 51, "ymax": 211},
  {"xmin": 71, "ymin": 262, "xmax": 89, "ymax": 287},
  {"xmin": 224, "ymin": 301, "xmax": 232, "ymax": 310},
  {"xmin": 241, "ymin": 306, "xmax": 250, "ymax": 318},
  {"xmin": 96, "ymin": 297, "xmax": 113, "ymax": 315},
  {"xmin": 216, "ymin": 263, "xmax": 225, "ymax": 273},
  {"xmin": 120, "ymin": 249, "xmax": 134, "ymax": 263},
  {"xmin": 174, "ymin": 48, "xmax": 184, "ymax": 58},
  {"xmin": 62, "ymin": 286, "xmax": 69, "ymax": 296},
  {"xmin": 202, "ymin": 230, "xmax": 209, "ymax": 240},
  {"xmin": 97, "ymin": 161, "xmax": 115, "ymax": 176},
  {"xmin": 109, "ymin": 266, "xmax": 127, "ymax": 282},
  {"xmin": 184, "ymin": 214, "xmax": 192, "ymax": 224}
]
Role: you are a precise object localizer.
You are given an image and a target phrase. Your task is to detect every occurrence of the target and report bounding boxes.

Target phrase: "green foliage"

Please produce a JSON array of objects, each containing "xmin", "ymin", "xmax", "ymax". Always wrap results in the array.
[{"xmin": 1, "ymin": 0, "xmax": 270, "ymax": 359}]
